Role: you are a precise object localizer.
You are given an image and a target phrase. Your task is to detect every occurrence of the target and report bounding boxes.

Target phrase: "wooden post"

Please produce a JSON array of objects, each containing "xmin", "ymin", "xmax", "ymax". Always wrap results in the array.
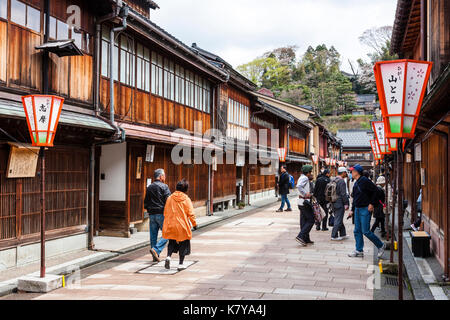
[
  {"xmin": 39, "ymin": 147, "xmax": 46, "ymax": 278},
  {"xmin": 398, "ymin": 141, "xmax": 404, "ymax": 300},
  {"xmin": 385, "ymin": 161, "xmax": 389, "ymax": 242},
  {"xmin": 391, "ymin": 153, "xmax": 397, "ymax": 264}
]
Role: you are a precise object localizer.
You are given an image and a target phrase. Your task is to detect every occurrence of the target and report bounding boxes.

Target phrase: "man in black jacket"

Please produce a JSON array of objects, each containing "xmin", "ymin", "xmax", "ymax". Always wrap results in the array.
[
  {"xmin": 313, "ymin": 169, "xmax": 331, "ymax": 230},
  {"xmin": 347, "ymin": 164, "xmax": 385, "ymax": 259},
  {"xmin": 144, "ymin": 168, "xmax": 171, "ymax": 262},
  {"xmin": 276, "ymin": 165, "xmax": 292, "ymax": 212}
]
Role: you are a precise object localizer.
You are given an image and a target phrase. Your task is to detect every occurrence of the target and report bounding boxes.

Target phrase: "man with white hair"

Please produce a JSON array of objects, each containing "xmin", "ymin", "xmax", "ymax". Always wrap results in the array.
[
  {"xmin": 144, "ymin": 168, "xmax": 171, "ymax": 262},
  {"xmin": 331, "ymin": 167, "xmax": 350, "ymax": 241}
]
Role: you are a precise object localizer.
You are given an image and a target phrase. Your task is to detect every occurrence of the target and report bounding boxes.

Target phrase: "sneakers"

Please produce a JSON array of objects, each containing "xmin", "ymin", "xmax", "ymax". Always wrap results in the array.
[
  {"xmin": 306, "ymin": 240, "xmax": 314, "ymax": 245},
  {"xmin": 316, "ymin": 225, "xmax": 321, "ymax": 231},
  {"xmin": 348, "ymin": 250, "xmax": 364, "ymax": 257},
  {"xmin": 177, "ymin": 264, "xmax": 187, "ymax": 271},
  {"xmin": 285, "ymin": 208, "xmax": 293, "ymax": 212},
  {"xmin": 295, "ymin": 236, "xmax": 307, "ymax": 246},
  {"xmin": 164, "ymin": 257, "xmax": 171, "ymax": 269},
  {"xmin": 322, "ymin": 228, "xmax": 329, "ymax": 231},
  {"xmin": 276, "ymin": 209, "xmax": 283, "ymax": 212},
  {"xmin": 331, "ymin": 237, "xmax": 343, "ymax": 241},
  {"xmin": 377, "ymin": 243, "xmax": 386, "ymax": 259},
  {"xmin": 150, "ymin": 248, "xmax": 160, "ymax": 262},
  {"xmin": 410, "ymin": 224, "xmax": 419, "ymax": 231}
]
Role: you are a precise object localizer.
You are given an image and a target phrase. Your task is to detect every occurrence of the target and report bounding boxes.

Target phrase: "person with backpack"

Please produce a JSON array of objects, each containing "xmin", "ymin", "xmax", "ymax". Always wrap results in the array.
[
  {"xmin": 312, "ymin": 169, "xmax": 331, "ymax": 231},
  {"xmin": 330, "ymin": 167, "xmax": 350, "ymax": 241},
  {"xmin": 371, "ymin": 176, "xmax": 387, "ymax": 238},
  {"xmin": 276, "ymin": 165, "xmax": 293, "ymax": 212},
  {"xmin": 347, "ymin": 164, "xmax": 386, "ymax": 259}
]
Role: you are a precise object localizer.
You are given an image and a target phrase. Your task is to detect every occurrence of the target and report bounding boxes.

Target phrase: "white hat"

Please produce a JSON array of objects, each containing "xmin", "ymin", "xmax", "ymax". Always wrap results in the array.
[
  {"xmin": 338, "ymin": 167, "xmax": 347, "ymax": 174},
  {"xmin": 376, "ymin": 176, "xmax": 386, "ymax": 185}
]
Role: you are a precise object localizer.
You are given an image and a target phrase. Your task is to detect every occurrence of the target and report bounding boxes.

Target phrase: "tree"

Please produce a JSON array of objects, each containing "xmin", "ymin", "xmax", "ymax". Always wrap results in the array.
[{"xmin": 354, "ymin": 26, "xmax": 398, "ymax": 94}]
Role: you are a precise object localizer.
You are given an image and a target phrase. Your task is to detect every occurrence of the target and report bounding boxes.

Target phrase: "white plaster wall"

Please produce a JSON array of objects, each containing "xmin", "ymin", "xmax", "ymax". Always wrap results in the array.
[
  {"xmin": 0, "ymin": 233, "xmax": 88, "ymax": 270},
  {"xmin": 99, "ymin": 142, "xmax": 127, "ymax": 201}
]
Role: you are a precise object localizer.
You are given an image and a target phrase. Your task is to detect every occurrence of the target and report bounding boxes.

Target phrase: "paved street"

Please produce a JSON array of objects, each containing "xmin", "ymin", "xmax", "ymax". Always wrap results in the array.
[{"xmin": 3, "ymin": 202, "xmax": 377, "ymax": 300}]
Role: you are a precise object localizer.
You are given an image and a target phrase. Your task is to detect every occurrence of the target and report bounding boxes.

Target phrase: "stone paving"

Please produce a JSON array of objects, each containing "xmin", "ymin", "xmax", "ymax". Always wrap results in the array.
[{"xmin": 3, "ymin": 202, "xmax": 378, "ymax": 300}]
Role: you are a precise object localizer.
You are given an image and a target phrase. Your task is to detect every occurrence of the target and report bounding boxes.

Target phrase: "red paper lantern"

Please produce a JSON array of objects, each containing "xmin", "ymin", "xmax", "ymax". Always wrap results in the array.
[
  {"xmin": 22, "ymin": 95, "xmax": 64, "ymax": 147},
  {"xmin": 372, "ymin": 121, "xmax": 391, "ymax": 155},
  {"xmin": 277, "ymin": 147, "xmax": 287, "ymax": 162},
  {"xmin": 374, "ymin": 59, "xmax": 432, "ymax": 139}
]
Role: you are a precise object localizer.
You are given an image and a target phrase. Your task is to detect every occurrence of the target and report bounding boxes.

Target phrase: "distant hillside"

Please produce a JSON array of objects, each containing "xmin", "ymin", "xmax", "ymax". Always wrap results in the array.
[{"xmin": 321, "ymin": 115, "xmax": 372, "ymax": 134}]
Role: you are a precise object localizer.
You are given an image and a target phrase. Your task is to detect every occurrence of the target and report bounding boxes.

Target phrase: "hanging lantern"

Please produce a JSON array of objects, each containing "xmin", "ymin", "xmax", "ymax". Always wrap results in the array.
[
  {"xmin": 312, "ymin": 155, "xmax": 319, "ymax": 164},
  {"xmin": 374, "ymin": 59, "xmax": 432, "ymax": 139},
  {"xmin": 370, "ymin": 139, "xmax": 382, "ymax": 161},
  {"xmin": 277, "ymin": 147, "xmax": 287, "ymax": 162},
  {"xmin": 372, "ymin": 121, "xmax": 390, "ymax": 155},
  {"xmin": 21, "ymin": 95, "xmax": 64, "ymax": 147},
  {"xmin": 388, "ymin": 137, "xmax": 398, "ymax": 151},
  {"xmin": 325, "ymin": 158, "xmax": 330, "ymax": 165}
]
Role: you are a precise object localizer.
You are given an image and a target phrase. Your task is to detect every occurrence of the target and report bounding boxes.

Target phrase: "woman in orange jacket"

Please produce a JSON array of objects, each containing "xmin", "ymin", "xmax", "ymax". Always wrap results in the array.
[{"xmin": 162, "ymin": 179, "xmax": 197, "ymax": 271}]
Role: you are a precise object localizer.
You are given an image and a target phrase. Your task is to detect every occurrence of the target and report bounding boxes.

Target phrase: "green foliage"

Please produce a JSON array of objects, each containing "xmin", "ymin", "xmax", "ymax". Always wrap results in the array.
[{"xmin": 238, "ymin": 44, "xmax": 357, "ymax": 116}]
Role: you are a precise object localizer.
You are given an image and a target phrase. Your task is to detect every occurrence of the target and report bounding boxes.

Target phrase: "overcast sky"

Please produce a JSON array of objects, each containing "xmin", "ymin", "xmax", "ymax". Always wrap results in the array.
[{"xmin": 151, "ymin": 0, "xmax": 397, "ymax": 74}]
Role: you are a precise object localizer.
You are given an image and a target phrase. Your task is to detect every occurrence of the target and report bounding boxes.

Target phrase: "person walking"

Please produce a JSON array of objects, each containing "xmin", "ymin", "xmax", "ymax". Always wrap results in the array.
[
  {"xmin": 144, "ymin": 168, "xmax": 171, "ymax": 262},
  {"xmin": 411, "ymin": 189, "xmax": 422, "ymax": 231},
  {"xmin": 331, "ymin": 167, "xmax": 350, "ymax": 241},
  {"xmin": 276, "ymin": 165, "xmax": 292, "ymax": 212},
  {"xmin": 295, "ymin": 165, "xmax": 315, "ymax": 246},
  {"xmin": 163, "ymin": 179, "xmax": 197, "ymax": 271},
  {"xmin": 313, "ymin": 168, "xmax": 331, "ymax": 230},
  {"xmin": 347, "ymin": 164, "xmax": 386, "ymax": 259},
  {"xmin": 370, "ymin": 176, "xmax": 387, "ymax": 238}
]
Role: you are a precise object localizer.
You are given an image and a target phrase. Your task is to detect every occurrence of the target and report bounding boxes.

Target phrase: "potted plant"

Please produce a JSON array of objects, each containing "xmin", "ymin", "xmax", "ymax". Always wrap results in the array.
[{"xmin": 238, "ymin": 202, "xmax": 245, "ymax": 209}]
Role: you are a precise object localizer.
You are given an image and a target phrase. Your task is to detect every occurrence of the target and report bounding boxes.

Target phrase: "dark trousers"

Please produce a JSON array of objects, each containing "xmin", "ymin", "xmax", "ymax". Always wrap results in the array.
[
  {"xmin": 315, "ymin": 201, "xmax": 328, "ymax": 229},
  {"xmin": 371, "ymin": 216, "xmax": 386, "ymax": 233},
  {"xmin": 331, "ymin": 205, "xmax": 347, "ymax": 238},
  {"xmin": 297, "ymin": 203, "xmax": 315, "ymax": 242}
]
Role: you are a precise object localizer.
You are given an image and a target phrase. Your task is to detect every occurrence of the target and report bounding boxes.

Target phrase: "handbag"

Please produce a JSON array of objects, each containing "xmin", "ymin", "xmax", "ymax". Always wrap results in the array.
[{"xmin": 312, "ymin": 199, "xmax": 326, "ymax": 223}]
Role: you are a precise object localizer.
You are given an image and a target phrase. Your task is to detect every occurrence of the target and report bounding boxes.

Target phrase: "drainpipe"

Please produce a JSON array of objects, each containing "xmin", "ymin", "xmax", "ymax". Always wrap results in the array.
[{"xmin": 110, "ymin": 6, "xmax": 128, "ymax": 123}]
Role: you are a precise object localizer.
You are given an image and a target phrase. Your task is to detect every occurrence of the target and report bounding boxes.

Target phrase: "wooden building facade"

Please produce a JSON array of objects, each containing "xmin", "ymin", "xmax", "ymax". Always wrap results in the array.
[{"xmin": 391, "ymin": 0, "xmax": 450, "ymax": 277}]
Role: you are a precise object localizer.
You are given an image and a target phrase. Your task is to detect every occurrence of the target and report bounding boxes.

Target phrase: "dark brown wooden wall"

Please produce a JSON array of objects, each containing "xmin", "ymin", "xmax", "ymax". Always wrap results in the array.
[
  {"xmin": 0, "ymin": 144, "xmax": 89, "ymax": 247},
  {"xmin": 100, "ymin": 78, "xmax": 211, "ymax": 134},
  {"xmin": 0, "ymin": 0, "xmax": 94, "ymax": 104},
  {"xmin": 213, "ymin": 163, "xmax": 236, "ymax": 200},
  {"xmin": 249, "ymin": 165, "xmax": 275, "ymax": 193},
  {"xmin": 421, "ymin": 133, "xmax": 447, "ymax": 230}
]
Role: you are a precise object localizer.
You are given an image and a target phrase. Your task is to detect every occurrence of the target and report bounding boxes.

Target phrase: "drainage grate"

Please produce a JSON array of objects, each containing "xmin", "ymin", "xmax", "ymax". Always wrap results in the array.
[{"xmin": 385, "ymin": 277, "xmax": 408, "ymax": 288}]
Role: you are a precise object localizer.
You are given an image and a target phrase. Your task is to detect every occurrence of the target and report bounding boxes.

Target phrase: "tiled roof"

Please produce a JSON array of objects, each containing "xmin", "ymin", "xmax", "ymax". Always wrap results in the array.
[{"xmin": 336, "ymin": 130, "xmax": 373, "ymax": 148}]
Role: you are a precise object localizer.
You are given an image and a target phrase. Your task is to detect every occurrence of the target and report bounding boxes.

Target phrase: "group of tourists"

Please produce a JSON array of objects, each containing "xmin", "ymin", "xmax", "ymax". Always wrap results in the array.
[
  {"xmin": 144, "ymin": 169, "xmax": 197, "ymax": 271},
  {"xmin": 277, "ymin": 163, "xmax": 388, "ymax": 259}
]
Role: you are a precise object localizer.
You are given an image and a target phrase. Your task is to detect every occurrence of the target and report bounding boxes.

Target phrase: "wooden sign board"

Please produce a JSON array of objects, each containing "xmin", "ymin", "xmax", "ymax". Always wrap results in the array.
[
  {"xmin": 6, "ymin": 143, "xmax": 39, "ymax": 178},
  {"xmin": 136, "ymin": 157, "xmax": 142, "ymax": 179}
]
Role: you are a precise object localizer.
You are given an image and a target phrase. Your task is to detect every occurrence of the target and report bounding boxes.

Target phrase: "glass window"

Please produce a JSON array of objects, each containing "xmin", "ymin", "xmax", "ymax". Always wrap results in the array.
[
  {"xmin": 49, "ymin": 16, "xmax": 56, "ymax": 39},
  {"xmin": 71, "ymin": 28, "xmax": 82, "ymax": 49},
  {"xmin": 101, "ymin": 40, "xmax": 109, "ymax": 77},
  {"xmin": 27, "ymin": 5, "xmax": 40, "ymax": 32},
  {"xmin": 0, "ymin": 0, "xmax": 7, "ymax": 19},
  {"xmin": 57, "ymin": 20, "xmax": 69, "ymax": 40},
  {"xmin": 11, "ymin": 0, "xmax": 26, "ymax": 26}
]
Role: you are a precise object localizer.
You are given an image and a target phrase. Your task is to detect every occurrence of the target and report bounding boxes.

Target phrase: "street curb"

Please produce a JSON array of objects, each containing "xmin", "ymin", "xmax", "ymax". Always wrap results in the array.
[
  {"xmin": 0, "ymin": 197, "xmax": 283, "ymax": 298},
  {"xmin": 0, "ymin": 251, "xmax": 119, "ymax": 298}
]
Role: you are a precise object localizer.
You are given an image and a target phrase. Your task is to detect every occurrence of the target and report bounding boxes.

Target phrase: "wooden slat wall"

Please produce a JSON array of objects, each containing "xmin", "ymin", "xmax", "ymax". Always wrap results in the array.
[
  {"xmin": 8, "ymin": 24, "xmax": 42, "ymax": 91},
  {"xmin": 100, "ymin": 78, "xmax": 211, "ymax": 134},
  {"xmin": 289, "ymin": 136, "xmax": 306, "ymax": 154},
  {"xmin": 421, "ymin": 134, "xmax": 446, "ymax": 229},
  {"xmin": 249, "ymin": 165, "xmax": 275, "ymax": 193},
  {"xmin": 213, "ymin": 163, "xmax": 236, "ymax": 199},
  {"xmin": 0, "ymin": 145, "xmax": 89, "ymax": 245},
  {"xmin": 429, "ymin": 0, "xmax": 450, "ymax": 84},
  {"xmin": 0, "ymin": 21, "xmax": 7, "ymax": 83}
]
